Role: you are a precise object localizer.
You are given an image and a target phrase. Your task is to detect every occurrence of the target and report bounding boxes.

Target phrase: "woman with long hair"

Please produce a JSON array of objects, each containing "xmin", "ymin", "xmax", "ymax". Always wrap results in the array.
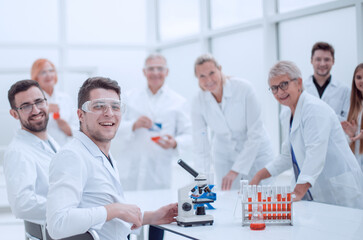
[{"xmin": 341, "ymin": 63, "xmax": 363, "ymax": 171}]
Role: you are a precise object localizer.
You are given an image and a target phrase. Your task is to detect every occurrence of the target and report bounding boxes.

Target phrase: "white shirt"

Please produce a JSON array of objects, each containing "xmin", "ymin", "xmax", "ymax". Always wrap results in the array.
[
  {"xmin": 3, "ymin": 129, "xmax": 59, "ymax": 224},
  {"xmin": 353, "ymin": 110, "xmax": 363, "ymax": 172},
  {"xmin": 46, "ymin": 131, "xmax": 134, "ymax": 240},
  {"xmin": 304, "ymin": 75, "xmax": 350, "ymax": 121},
  {"xmin": 191, "ymin": 78, "xmax": 273, "ymax": 181},
  {"xmin": 45, "ymin": 88, "xmax": 78, "ymax": 146},
  {"xmin": 115, "ymin": 85, "xmax": 192, "ymax": 190},
  {"xmin": 266, "ymin": 92, "xmax": 363, "ymax": 209}
]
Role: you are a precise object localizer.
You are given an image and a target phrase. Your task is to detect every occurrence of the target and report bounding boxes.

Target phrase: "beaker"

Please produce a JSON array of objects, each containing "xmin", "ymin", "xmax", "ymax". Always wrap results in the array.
[{"xmin": 250, "ymin": 204, "xmax": 266, "ymax": 231}]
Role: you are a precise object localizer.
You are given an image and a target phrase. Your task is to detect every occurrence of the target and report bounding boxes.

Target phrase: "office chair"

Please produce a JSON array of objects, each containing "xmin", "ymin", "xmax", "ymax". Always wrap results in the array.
[{"xmin": 24, "ymin": 220, "xmax": 100, "ymax": 240}]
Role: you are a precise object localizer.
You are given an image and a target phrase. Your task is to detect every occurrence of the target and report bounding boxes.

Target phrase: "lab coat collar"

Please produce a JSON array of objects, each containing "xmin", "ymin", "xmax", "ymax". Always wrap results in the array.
[
  {"xmin": 15, "ymin": 129, "xmax": 59, "ymax": 154},
  {"xmin": 308, "ymin": 75, "xmax": 337, "ymax": 88},
  {"xmin": 203, "ymin": 78, "xmax": 232, "ymax": 102},
  {"xmin": 73, "ymin": 131, "xmax": 120, "ymax": 183},
  {"xmin": 290, "ymin": 91, "xmax": 307, "ymax": 134},
  {"xmin": 146, "ymin": 84, "xmax": 165, "ymax": 97}
]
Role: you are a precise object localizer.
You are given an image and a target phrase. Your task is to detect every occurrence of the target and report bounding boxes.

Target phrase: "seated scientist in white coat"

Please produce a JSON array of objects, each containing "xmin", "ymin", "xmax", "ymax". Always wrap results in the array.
[
  {"xmin": 251, "ymin": 61, "xmax": 363, "ymax": 209},
  {"xmin": 4, "ymin": 80, "xmax": 59, "ymax": 225},
  {"xmin": 46, "ymin": 77, "xmax": 178, "ymax": 240},
  {"xmin": 191, "ymin": 54, "xmax": 274, "ymax": 191},
  {"xmin": 115, "ymin": 53, "xmax": 191, "ymax": 191}
]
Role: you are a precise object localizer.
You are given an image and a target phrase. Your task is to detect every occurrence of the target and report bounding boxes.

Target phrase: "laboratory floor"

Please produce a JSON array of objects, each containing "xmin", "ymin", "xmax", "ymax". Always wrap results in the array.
[{"xmin": 0, "ymin": 166, "xmax": 292, "ymax": 240}]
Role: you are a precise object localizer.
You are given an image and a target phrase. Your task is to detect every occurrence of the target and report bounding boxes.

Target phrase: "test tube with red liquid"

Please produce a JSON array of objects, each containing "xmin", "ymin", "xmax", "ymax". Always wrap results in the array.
[
  {"xmin": 277, "ymin": 186, "xmax": 282, "ymax": 220},
  {"xmin": 272, "ymin": 186, "xmax": 277, "ymax": 220},
  {"xmin": 267, "ymin": 185, "xmax": 272, "ymax": 220},
  {"xmin": 281, "ymin": 186, "xmax": 286, "ymax": 219},
  {"xmin": 286, "ymin": 186, "xmax": 291, "ymax": 220},
  {"xmin": 262, "ymin": 186, "xmax": 267, "ymax": 220},
  {"xmin": 247, "ymin": 185, "xmax": 252, "ymax": 220}
]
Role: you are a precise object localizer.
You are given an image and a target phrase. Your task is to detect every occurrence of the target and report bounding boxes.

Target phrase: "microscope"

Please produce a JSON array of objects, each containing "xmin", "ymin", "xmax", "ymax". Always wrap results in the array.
[{"xmin": 176, "ymin": 159, "xmax": 214, "ymax": 227}]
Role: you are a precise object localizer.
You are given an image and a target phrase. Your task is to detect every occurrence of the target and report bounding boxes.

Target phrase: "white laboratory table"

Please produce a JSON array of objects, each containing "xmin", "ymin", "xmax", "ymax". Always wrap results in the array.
[{"xmin": 124, "ymin": 189, "xmax": 363, "ymax": 240}]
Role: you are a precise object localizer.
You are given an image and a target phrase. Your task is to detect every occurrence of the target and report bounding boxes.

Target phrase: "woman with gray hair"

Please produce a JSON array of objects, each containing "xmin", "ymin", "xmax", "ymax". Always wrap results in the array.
[
  {"xmin": 251, "ymin": 61, "xmax": 363, "ymax": 209},
  {"xmin": 192, "ymin": 53, "xmax": 273, "ymax": 190}
]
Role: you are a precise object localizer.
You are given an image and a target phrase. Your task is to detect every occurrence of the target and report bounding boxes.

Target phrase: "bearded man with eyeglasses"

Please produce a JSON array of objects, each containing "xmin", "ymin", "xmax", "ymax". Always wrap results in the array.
[{"xmin": 4, "ymin": 80, "xmax": 59, "ymax": 227}]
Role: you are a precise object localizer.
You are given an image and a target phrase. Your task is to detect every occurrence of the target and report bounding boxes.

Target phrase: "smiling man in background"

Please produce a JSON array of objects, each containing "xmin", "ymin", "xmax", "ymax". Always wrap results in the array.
[{"xmin": 304, "ymin": 41, "xmax": 350, "ymax": 121}]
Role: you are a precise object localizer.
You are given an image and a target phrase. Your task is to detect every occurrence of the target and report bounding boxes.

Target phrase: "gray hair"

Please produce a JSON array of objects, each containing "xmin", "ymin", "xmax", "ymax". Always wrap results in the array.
[
  {"xmin": 144, "ymin": 53, "xmax": 168, "ymax": 68},
  {"xmin": 268, "ymin": 61, "xmax": 302, "ymax": 83},
  {"xmin": 194, "ymin": 53, "xmax": 221, "ymax": 76}
]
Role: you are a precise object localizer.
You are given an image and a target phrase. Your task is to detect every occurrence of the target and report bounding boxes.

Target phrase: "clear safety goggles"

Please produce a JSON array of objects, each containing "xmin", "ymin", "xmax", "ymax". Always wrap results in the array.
[
  {"xmin": 81, "ymin": 98, "xmax": 125, "ymax": 115},
  {"xmin": 144, "ymin": 65, "xmax": 168, "ymax": 73}
]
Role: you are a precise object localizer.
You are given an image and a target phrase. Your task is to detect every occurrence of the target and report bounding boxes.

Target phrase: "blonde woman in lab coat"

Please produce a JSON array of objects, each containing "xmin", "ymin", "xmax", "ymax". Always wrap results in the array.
[
  {"xmin": 251, "ymin": 61, "xmax": 363, "ymax": 209},
  {"xmin": 192, "ymin": 54, "xmax": 273, "ymax": 191}
]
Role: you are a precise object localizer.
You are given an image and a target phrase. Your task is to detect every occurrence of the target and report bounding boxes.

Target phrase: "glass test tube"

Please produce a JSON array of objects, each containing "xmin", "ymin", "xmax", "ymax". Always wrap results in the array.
[
  {"xmin": 248, "ymin": 185, "xmax": 253, "ymax": 220},
  {"xmin": 286, "ymin": 186, "xmax": 291, "ymax": 220},
  {"xmin": 281, "ymin": 186, "xmax": 286, "ymax": 219},
  {"xmin": 267, "ymin": 185, "xmax": 272, "ymax": 220},
  {"xmin": 272, "ymin": 186, "xmax": 277, "ymax": 220},
  {"xmin": 262, "ymin": 186, "xmax": 267, "ymax": 220},
  {"xmin": 277, "ymin": 186, "xmax": 282, "ymax": 220},
  {"xmin": 243, "ymin": 185, "xmax": 248, "ymax": 219}
]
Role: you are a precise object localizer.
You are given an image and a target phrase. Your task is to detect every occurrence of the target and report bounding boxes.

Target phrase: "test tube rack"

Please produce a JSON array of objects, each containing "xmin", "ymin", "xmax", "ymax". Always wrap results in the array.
[{"xmin": 241, "ymin": 185, "xmax": 293, "ymax": 226}]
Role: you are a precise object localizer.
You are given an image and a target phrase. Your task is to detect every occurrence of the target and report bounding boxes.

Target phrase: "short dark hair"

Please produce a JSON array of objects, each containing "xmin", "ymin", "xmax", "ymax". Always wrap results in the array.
[
  {"xmin": 78, "ymin": 77, "xmax": 121, "ymax": 109},
  {"xmin": 311, "ymin": 42, "xmax": 335, "ymax": 59},
  {"xmin": 8, "ymin": 80, "xmax": 45, "ymax": 109}
]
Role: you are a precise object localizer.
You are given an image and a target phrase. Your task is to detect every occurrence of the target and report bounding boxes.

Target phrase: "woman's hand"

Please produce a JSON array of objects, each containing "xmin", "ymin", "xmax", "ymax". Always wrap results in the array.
[{"xmin": 341, "ymin": 120, "xmax": 357, "ymax": 138}]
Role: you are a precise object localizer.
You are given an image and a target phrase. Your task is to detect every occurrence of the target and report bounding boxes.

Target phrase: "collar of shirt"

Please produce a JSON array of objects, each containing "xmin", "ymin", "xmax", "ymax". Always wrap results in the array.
[
  {"xmin": 146, "ymin": 85, "xmax": 165, "ymax": 98},
  {"xmin": 16, "ymin": 129, "xmax": 57, "ymax": 152},
  {"xmin": 73, "ymin": 131, "xmax": 106, "ymax": 158}
]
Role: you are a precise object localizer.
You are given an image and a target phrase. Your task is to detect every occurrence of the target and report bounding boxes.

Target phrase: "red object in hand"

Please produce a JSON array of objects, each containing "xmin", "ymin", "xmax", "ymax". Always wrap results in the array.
[
  {"xmin": 250, "ymin": 223, "xmax": 266, "ymax": 231},
  {"xmin": 151, "ymin": 136, "xmax": 161, "ymax": 142},
  {"xmin": 53, "ymin": 112, "xmax": 60, "ymax": 120}
]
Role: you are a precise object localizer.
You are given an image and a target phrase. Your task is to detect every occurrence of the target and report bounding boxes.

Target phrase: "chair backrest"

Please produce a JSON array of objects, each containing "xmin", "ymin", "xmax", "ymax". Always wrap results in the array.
[
  {"xmin": 46, "ymin": 229, "xmax": 100, "ymax": 240},
  {"xmin": 24, "ymin": 220, "xmax": 99, "ymax": 240},
  {"xmin": 24, "ymin": 221, "xmax": 44, "ymax": 240}
]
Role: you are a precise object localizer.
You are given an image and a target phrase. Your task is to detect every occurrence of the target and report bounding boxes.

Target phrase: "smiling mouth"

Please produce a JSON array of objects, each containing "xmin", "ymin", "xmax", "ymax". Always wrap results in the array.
[
  {"xmin": 279, "ymin": 94, "xmax": 289, "ymax": 101},
  {"xmin": 99, "ymin": 122, "xmax": 115, "ymax": 126},
  {"xmin": 29, "ymin": 113, "xmax": 44, "ymax": 121}
]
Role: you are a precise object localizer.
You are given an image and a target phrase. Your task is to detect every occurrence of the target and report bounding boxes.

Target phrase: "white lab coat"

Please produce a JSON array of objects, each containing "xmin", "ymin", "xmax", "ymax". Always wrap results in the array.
[
  {"xmin": 352, "ymin": 111, "xmax": 363, "ymax": 172},
  {"xmin": 3, "ymin": 129, "xmax": 59, "ymax": 224},
  {"xmin": 266, "ymin": 91, "xmax": 363, "ymax": 209},
  {"xmin": 45, "ymin": 88, "xmax": 78, "ymax": 146},
  {"xmin": 115, "ymin": 85, "xmax": 192, "ymax": 190},
  {"xmin": 191, "ymin": 78, "xmax": 273, "ymax": 189},
  {"xmin": 47, "ymin": 131, "xmax": 133, "ymax": 240},
  {"xmin": 304, "ymin": 75, "xmax": 350, "ymax": 121}
]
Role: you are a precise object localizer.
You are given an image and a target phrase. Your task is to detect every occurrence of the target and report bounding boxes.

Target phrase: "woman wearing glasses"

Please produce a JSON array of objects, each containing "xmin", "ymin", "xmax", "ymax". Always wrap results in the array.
[
  {"xmin": 192, "ymin": 54, "xmax": 273, "ymax": 190},
  {"xmin": 31, "ymin": 59, "xmax": 78, "ymax": 146},
  {"xmin": 250, "ymin": 61, "xmax": 363, "ymax": 209}
]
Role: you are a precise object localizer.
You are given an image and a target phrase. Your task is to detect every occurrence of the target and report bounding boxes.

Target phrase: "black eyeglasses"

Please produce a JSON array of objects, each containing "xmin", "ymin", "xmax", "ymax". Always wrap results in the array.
[
  {"xmin": 269, "ymin": 79, "xmax": 297, "ymax": 94},
  {"xmin": 15, "ymin": 98, "xmax": 47, "ymax": 114}
]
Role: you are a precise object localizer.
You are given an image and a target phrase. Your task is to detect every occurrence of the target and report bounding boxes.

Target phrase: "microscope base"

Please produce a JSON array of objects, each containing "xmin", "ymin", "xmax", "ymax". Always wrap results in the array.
[{"xmin": 176, "ymin": 215, "xmax": 214, "ymax": 227}]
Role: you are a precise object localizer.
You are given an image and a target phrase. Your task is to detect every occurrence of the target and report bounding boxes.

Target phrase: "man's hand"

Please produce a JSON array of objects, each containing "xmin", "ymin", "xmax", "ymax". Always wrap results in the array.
[
  {"xmin": 292, "ymin": 183, "xmax": 311, "ymax": 202},
  {"xmin": 132, "ymin": 116, "xmax": 153, "ymax": 131},
  {"xmin": 351, "ymin": 130, "xmax": 363, "ymax": 142},
  {"xmin": 105, "ymin": 203, "xmax": 142, "ymax": 230},
  {"xmin": 155, "ymin": 135, "xmax": 177, "ymax": 149},
  {"xmin": 143, "ymin": 203, "xmax": 178, "ymax": 225},
  {"xmin": 221, "ymin": 170, "xmax": 239, "ymax": 191},
  {"xmin": 48, "ymin": 103, "xmax": 60, "ymax": 113}
]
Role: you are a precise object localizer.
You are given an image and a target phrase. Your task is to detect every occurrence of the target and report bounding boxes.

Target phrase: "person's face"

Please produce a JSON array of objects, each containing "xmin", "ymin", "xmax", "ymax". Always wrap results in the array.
[
  {"xmin": 10, "ymin": 86, "xmax": 49, "ymax": 133},
  {"xmin": 311, "ymin": 50, "xmax": 334, "ymax": 78},
  {"xmin": 36, "ymin": 61, "xmax": 57, "ymax": 90},
  {"xmin": 143, "ymin": 57, "xmax": 168, "ymax": 91},
  {"xmin": 269, "ymin": 74, "xmax": 302, "ymax": 108},
  {"xmin": 78, "ymin": 88, "xmax": 121, "ymax": 144},
  {"xmin": 195, "ymin": 61, "xmax": 223, "ymax": 94},
  {"xmin": 354, "ymin": 68, "xmax": 363, "ymax": 94}
]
